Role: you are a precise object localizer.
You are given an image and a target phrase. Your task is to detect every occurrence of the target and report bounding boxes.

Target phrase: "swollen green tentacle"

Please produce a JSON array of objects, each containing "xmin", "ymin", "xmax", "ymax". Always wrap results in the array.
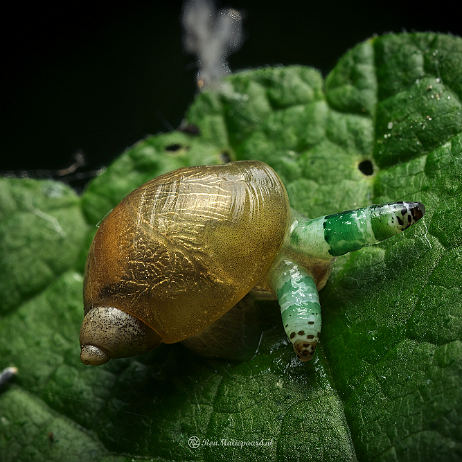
[
  {"xmin": 289, "ymin": 201, "xmax": 425, "ymax": 258},
  {"xmin": 268, "ymin": 260, "xmax": 321, "ymax": 361},
  {"xmin": 269, "ymin": 201, "xmax": 425, "ymax": 362}
]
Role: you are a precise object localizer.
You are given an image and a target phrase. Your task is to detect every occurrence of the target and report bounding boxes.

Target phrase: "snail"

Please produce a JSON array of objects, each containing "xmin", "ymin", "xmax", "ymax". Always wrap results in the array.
[{"xmin": 80, "ymin": 160, "xmax": 425, "ymax": 365}]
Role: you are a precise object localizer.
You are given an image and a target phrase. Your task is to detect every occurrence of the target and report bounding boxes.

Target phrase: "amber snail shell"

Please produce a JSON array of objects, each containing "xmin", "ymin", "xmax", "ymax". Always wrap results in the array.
[{"xmin": 81, "ymin": 161, "xmax": 290, "ymax": 364}]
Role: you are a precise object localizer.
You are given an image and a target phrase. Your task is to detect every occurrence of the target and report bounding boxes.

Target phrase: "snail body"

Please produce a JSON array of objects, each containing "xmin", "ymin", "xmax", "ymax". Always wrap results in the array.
[{"xmin": 80, "ymin": 161, "xmax": 425, "ymax": 365}]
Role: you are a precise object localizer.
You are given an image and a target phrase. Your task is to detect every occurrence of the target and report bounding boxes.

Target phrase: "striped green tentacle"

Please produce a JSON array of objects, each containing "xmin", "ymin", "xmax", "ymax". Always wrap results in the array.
[
  {"xmin": 289, "ymin": 202, "xmax": 425, "ymax": 258},
  {"xmin": 271, "ymin": 201, "xmax": 425, "ymax": 362},
  {"xmin": 269, "ymin": 260, "xmax": 321, "ymax": 361}
]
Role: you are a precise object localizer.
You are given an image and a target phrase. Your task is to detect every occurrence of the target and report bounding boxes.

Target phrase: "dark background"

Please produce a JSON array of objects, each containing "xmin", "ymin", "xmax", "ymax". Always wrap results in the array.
[{"xmin": 2, "ymin": 1, "xmax": 462, "ymax": 189}]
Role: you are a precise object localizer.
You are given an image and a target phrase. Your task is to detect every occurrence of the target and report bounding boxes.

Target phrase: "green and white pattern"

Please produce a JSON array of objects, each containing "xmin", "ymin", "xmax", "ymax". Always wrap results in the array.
[
  {"xmin": 271, "ymin": 260, "xmax": 321, "ymax": 361},
  {"xmin": 271, "ymin": 201, "xmax": 425, "ymax": 360},
  {"xmin": 289, "ymin": 202, "xmax": 425, "ymax": 258}
]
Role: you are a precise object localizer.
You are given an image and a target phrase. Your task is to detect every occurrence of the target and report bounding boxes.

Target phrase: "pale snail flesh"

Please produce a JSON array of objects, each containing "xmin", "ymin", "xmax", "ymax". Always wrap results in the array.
[{"xmin": 80, "ymin": 160, "xmax": 425, "ymax": 365}]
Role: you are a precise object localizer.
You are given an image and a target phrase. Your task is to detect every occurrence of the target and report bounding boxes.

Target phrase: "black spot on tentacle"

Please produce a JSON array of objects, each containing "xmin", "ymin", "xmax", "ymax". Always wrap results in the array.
[
  {"xmin": 412, "ymin": 202, "xmax": 425, "ymax": 220},
  {"xmin": 397, "ymin": 216, "xmax": 404, "ymax": 226}
]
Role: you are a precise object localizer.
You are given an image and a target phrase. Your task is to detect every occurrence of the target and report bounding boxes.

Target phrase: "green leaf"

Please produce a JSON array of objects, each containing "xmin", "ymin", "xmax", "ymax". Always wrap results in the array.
[{"xmin": 1, "ymin": 32, "xmax": 462, "ymax": 461}]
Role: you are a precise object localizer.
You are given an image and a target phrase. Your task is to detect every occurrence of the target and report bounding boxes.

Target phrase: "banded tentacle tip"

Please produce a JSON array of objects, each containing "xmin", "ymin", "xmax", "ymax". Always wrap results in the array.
[
  {"xmin": 408, "ymin": 201, "xmax": 425, "ymax": 221},
  {"xmin": 393, "ymin": 201, "xmax": 425, "ymax": 230},
  {"xmin": 293, "ymin": 340, "xmax": 317, "ymax": 361},
  {"xmin": 290, "ymin": 331, "xmax": 319, "ymax": 362}
]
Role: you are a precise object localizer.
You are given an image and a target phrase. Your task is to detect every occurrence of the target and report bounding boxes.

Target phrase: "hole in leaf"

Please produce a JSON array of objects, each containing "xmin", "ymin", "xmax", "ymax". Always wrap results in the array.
[
  {"xmin": 165, "ymin": 144, "xmax": 183, "ymax": 152},
  {"xmin": 221, "ymin": 151, "xmax": 231, "ymax": 163},
  {"xmin": 358, "ymin": 160, "xmax": 374, "ymax": 176}
]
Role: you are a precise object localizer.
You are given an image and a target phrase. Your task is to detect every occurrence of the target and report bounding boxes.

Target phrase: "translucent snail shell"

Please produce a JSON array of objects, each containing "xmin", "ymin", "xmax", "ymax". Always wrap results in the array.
[{"xmin": 81, "ymin": 161, "xmax": 291, "ymax": 363}]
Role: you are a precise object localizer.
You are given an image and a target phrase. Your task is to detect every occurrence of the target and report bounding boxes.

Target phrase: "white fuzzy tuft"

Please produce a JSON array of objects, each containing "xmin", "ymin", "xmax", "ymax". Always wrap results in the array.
[{"xmin": 182, "ymin": 0, "xmax": 244, "ymax": 89}]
